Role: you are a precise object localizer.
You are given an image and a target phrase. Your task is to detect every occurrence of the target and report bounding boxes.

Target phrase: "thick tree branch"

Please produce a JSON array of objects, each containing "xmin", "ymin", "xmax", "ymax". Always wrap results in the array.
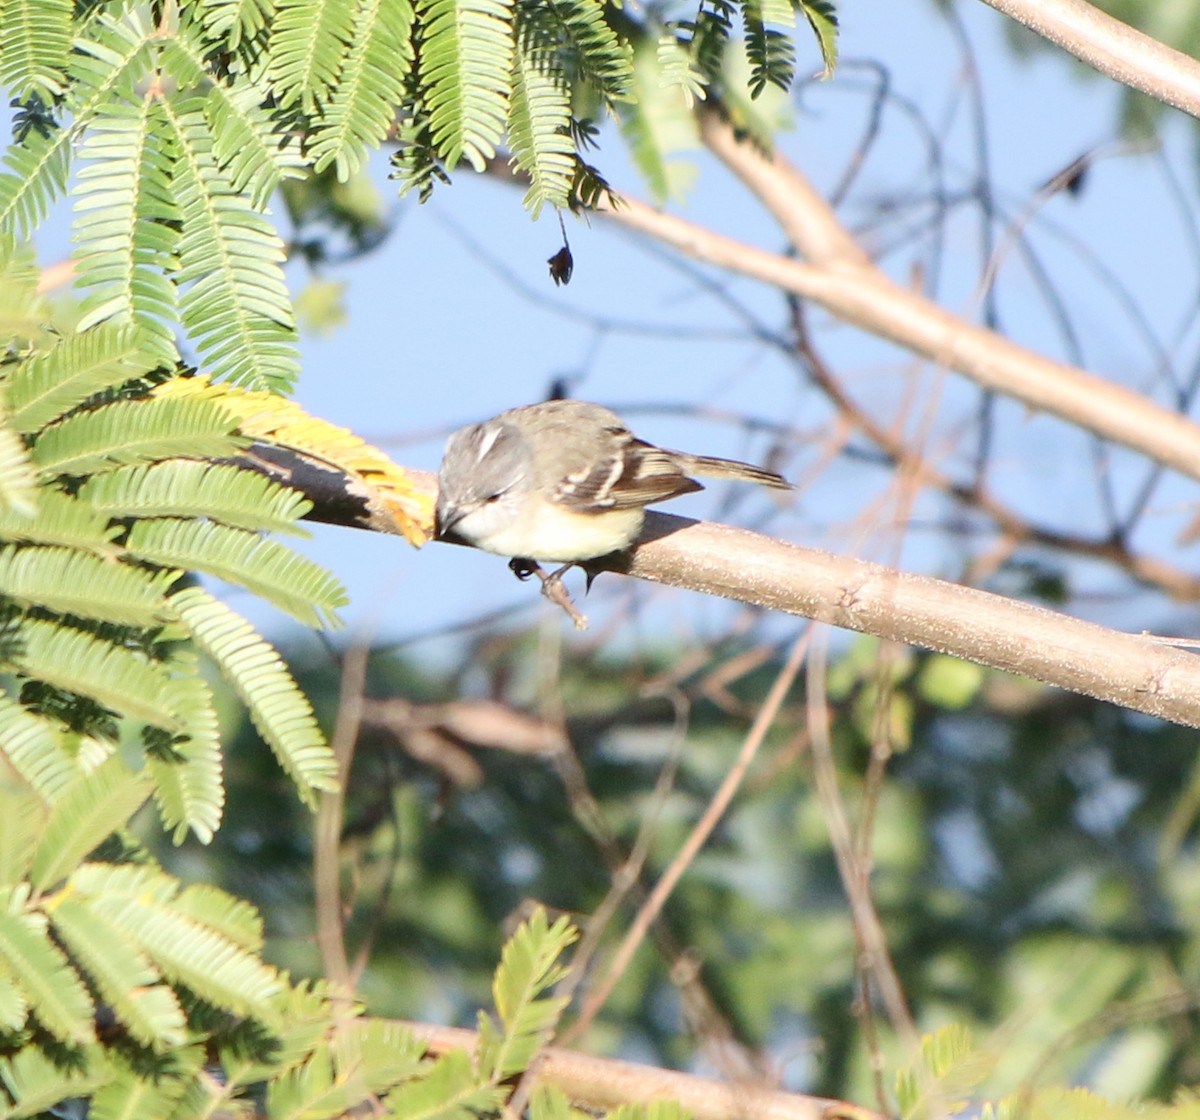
[
  {"xmin": 399, "ymin": 470, "xmax": 1200, "ymax": 731},
  {"xmin": 975, "ymin": 0, "xmax": 1200, "ymax": 120}
]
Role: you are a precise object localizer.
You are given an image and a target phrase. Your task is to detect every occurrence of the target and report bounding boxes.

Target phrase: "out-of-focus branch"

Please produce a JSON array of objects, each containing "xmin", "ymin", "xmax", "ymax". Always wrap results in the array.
[
  {"xmin": 589, "ymin": 129, "xmax": 1200, "ymax": 486},
  {"xmin": 406, "ymin": 1021, "xmax": 866, "ymax": 1120},
  {"xmin": 400, "ymin": 469, "xmax": 1200, "ymax": 731},
  {"xmin": 975, "ymin": 0, "xmax": 1200, "ymax": 120}
]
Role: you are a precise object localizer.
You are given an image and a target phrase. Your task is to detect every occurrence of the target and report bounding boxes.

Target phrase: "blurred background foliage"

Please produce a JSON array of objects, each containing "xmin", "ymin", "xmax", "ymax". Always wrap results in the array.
[{"xmin": 153, "ymin": 627, "xmax": 1200, "ymax": 1104}]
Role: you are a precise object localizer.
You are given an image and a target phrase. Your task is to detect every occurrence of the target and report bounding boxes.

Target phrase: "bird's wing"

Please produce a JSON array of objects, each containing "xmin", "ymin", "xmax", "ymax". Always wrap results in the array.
[{"xmin": 556, "ymin": 435, "xmax": 703, "ymax": 511}]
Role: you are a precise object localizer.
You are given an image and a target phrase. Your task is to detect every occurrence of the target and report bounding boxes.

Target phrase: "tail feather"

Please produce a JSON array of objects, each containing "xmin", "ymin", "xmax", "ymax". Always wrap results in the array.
[{"xmin": 673, "ymin": 451, "xmax": 793, "ymax": 490}]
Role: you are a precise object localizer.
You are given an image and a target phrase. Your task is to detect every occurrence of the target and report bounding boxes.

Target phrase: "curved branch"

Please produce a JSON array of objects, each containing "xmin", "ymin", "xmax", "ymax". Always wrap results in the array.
[
  {"xmin": 591, "ymin": 123, "xmax": 1200, "ymax": 486},
  {"xmin": 976, "ymin": 0, "xmax": 1200, "ymax": 120}
]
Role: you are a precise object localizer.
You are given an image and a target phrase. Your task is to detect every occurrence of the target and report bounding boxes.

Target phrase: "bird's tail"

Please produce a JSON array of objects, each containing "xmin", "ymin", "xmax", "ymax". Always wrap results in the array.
[{"xmin": 671, "ymin": 451, "xmax": 792, "ymax": 490}]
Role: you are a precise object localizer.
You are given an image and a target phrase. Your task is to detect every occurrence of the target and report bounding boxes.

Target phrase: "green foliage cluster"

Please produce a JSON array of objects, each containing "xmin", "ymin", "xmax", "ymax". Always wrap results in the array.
[
  {"xmin": 190, "ymin": 635, "xmax": 1200, "ymax": 1113},
  {"xmin": 0, "ymin": 0, "xmax": 836, "ymax": 406}
]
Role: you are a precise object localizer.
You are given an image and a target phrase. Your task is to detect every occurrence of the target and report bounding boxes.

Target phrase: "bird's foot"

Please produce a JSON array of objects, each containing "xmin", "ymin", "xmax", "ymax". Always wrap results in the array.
[{"xmin": 508, "ymin": 558, "xmax": 588, "ymax": 630}]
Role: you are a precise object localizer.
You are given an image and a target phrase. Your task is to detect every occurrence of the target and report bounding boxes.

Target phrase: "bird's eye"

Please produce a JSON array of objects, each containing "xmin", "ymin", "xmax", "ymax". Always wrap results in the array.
[{"xmin": 485, "ymin": 493, "xmax": 502, "ymax": 504}]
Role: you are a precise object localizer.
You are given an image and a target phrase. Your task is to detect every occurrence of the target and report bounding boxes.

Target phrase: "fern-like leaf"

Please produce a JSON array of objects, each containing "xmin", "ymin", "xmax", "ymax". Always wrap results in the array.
[
  {"xmin": 417, "ymin": 0, "xmax": 515, "ymax": 171},
  {"xmin": 162, "ymin": 27, "xmax": 306, "ymax": 209},
  {"xmin": 6, "ymin": 322, "xmax": 158, "ymax": 435},
  {"xmin": 172, "ymin": 883, "xmax": 264, "ymax": 950},
  {"xmin": 71, "ymin": 101, "xmax": 180, "ymax": 359},
  {"xmin": 310, "ymin": 0, "xmax": 416, "ymax": 181},
  {"xmin": 619, "ymin": 39, "xmax": 700, "ymax": 204},
  {"xmin": 478, "ymin": 908, "xmax": 576, "ymax": 1080},
  {"xmin": 0, "ymin": 125, "xmax": 73, "ymax": 242},
  {"xmin": 128, "ymin": 518, "xmax": 346, "ymax": 629},
  {"xmin": 365, "ymin": 1048, "xmax": 505, "ymax": 1120},
  {"xmin": 159, "ymin": 94, "xmax": 300, "ymax": 390},
  {"xmin": 78, "ymin": 459, "xmax": 312, "ymax": 535},
  {"xmin": 0, "ymin": 895, "xmax": 96, "ymax": 1046},
  {"xmin": 741, "ymin": 0, "xmax": 796, "ymax": 97},
  {"xmin": 0, "ymin": 695, "xmax": 79, "ymax": 803},
  {"xmin": 0, "ymin": 406, "xmax": 37, "ymax": 516},
  {"xmin": 800, "ymin": 0, "xmax": 837, "ymax": 79},
  {"xmin": 543, "ymin": 0, "xmax": 631, "ymax": 108},
  {"xmin": 146, "ymin": 666, "xmax": 226, "ymax": 844},
  {"xmin": 508, "ymin": 16, "xmax": 574, "ymax": 215},
  {"xmin": 0, "ymin": 1044, "xmax": 114, "ymax": 1116},
  {"xmin": 76, "ymin": 865, "xmax": 285, "ymax": 1023},
  {"xmin": 197, "ymin": 0, "xmax": 275, "ymax": 50},
  {"xmin": 0, "ymin": 787, "xmax": 43, "ymax": 887},
  {"xmin": 51, "ymin": 896, "xmax": 188, "ymax": 1052},
  {"xmin": 170, "ymin": 587, "xmax": 338, "ymax": 807},
  {"xmin": 0, "ymin": 234, "xmax": 49, "ymax": 342},
  {"xmin": 0, "ymin": 545, "xmax": 177, "ymax": 627},
  {"xmin": 0, "ymin": 487, "xmax": 119, "ymax": 552},
  {"xmin": 0, "ymin": 0, "xmax": 71, "ymax": 100},
  {"xmin": 30, "ymin": 755, "xmax": 153, "ymax": 890},
  {"xmin": 29, "ymin": 394, "xmax": 245, "ymax": 478},
  {"xmin": 0, "ymin": 10, "xmax": 154, "ymax": 240},
  {"xmin": 6, "ymin": 616, "xmax": 185, "ymax": 731},
  {"xmin": 267, "ymin": 0, "xmax": 356, "ymax": 113}
]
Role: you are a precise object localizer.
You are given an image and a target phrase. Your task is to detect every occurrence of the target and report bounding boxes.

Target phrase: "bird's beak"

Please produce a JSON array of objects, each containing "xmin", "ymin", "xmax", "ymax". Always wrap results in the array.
[{"xmin": 434, "ymin": 500, "xmax": 464, "ymax": 541}]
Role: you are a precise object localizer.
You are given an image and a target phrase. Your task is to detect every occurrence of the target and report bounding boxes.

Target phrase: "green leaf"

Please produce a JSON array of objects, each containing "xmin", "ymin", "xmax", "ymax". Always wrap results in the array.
[
  {"xmin": 0, "ymin": 898, "xmax": 95, "ymax": 1046},
  {"xmin": 49, "ymin": 896, "xmax": 187, "ymax": 1052},
  {"xmin": 170, "ymin": 587, "xmax": 338, "ymax": 806},
  {"xmin": 0, "ymin": 786, "xmax": 44, "ymax": 887},
  {"xmin": 0, "ymin": 233, "xmax": 50, "ymax": 342},
  {"xmin": 310, "ymin": 0, "xmax": 416, "ymax": 181},
  {"xmin": 507, "ymin": 17, "xmax": 574, "ymax": 215},
  {"xmin": 159, "ymin": 94, "xmax": 300, "ymax": 391},
  {"xmin": 0, "ymin": 408, "xmax": 38, "ymax": 516},
  {"xmin": 330, "ymin": 1018, "xmax": 426, "ymax": 1095},
  {"xmin": 417, "ymin": 0, "xmax": 515, "ymax": 171},
  {"xmin": 173, "ymin": 883, "xmax": 264, "ymax": 950},
  {"xmin": 0, "ymin": 958, "xmax": 29, "ymax": 1033},
  {"xmin": 6, "ymin": 616, "xmax": 185, "ymax": 731},
  {"xmin": 0, "ymin": 486, "xmax": 119, "ymax": 551},
  {"xmin": 84, "ymin": 885, "xmax": 284, "ymax": 1024},
  {"xmin": 741, "ymin": 0, "xmax": 796, "ymax": 96},
  {"xmin": 128, "ymin": 518, "xmax": 346, "ymax": 629},
  {"xmin": 70, "ymin": 101, "xmax": 181, "ymax": 361},
  {"xmin": 30, "ymin": 755, "xmax": 154, "ymax": 890},
  {"xmin": 6, "ymin": 322, "xmax": 157, "ymax": 434},
  {"xmin": 800, "ymin": 0, "xmax": 837, "ymax": 79},
  {"xmin": 0, "ymin": 1042, "xmax": 114, "ymax": 1118},
  {"xmin": 29, "ymin": 394, "xmax": 245, "ymax": 478},
  {"xmin": 619, "ymin": 38, "xmax": 700, "ymax": 203},
  {"xmin": 375, "ymin": 1049, "xmax": 505, "ymax": 1120},
  {"xmin": 0, "ymin": 694, "xmax": 79, "ymax": 802},
  {"xmin": 197, "ymin": 0, "xmax": 274, "ymax": 50},
  {"xmin": 77, "ymin": 456, "xmax": 312, "ymax": 536},
  {"xmin": 267, "ymin": 0, "xmax": 357, "ymax": 113},
  {"xmin": 145, "ymin": 668, "xmax": 225, "ymax": 844},
  {"xmin": 0, "ymin": 544, "xmax": 177, "ymax": 627},
  {"xmin": 0, "ymin": 0, "xmax": 72, "ymax": 100},
  {"xmin": 479, "ymin": 907, "xmax": 577, "ymax": 1080}
]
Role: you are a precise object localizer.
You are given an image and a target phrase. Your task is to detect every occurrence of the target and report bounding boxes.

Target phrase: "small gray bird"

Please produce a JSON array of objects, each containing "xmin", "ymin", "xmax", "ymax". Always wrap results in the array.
[{"xmin": 435, "ymin": 400, "xmax": 791, "ymax": 564}]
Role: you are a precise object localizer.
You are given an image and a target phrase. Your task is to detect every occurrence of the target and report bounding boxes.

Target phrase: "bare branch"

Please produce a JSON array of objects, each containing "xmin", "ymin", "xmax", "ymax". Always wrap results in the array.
[
  {"xmin": 399, "ymin": 469, "xmax": 1200, "ymax": 731},
  {"xmin": 406, "ymin": 1021, "xmax": 872, "ymax": 1120},
  {"xmin": 975, "ymin": 0, "xmax": 1200, "ymax": 120},
  {"xmin": 588, "ymin": 123, "xmax": 1200, "ymax": 486}
]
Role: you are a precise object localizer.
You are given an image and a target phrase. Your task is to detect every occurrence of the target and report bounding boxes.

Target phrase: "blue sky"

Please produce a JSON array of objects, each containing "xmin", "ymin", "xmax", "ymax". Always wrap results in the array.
[{"xmin": 20, "ymin": 0, "xmax": 1200, "ymax": 657}]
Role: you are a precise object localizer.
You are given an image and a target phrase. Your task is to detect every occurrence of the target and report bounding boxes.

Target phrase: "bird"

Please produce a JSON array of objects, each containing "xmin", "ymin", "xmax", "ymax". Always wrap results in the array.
[{"xmin": 434, "ymin": 400, "xmax": 791, "ymax": 569}]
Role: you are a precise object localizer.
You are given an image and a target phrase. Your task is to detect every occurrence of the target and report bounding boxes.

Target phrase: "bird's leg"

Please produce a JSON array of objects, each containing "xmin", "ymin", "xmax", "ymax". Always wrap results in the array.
[{"xmin": 507, "ymin": 559, "xmax": 587, "ymax": 629}]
